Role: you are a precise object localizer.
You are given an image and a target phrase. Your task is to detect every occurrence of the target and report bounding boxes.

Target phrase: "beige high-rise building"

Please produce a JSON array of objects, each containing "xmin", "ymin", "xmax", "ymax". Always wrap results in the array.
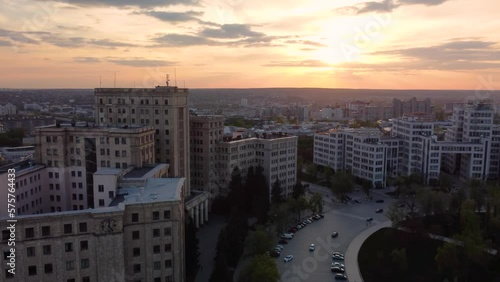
[{"xmin": 94, "ymin": 86, "xmax": 189, "ymax": 191}]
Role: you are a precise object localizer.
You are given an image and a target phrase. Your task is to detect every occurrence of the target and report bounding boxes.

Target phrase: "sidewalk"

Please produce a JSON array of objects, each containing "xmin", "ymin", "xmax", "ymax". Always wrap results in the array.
[
  {"xmin": 344, "ymin": 221, "xmax": 392, "ymax": 282},
  {"xmin": 195, "ymin": 215, "xmax": 226, "ymax": 282}
]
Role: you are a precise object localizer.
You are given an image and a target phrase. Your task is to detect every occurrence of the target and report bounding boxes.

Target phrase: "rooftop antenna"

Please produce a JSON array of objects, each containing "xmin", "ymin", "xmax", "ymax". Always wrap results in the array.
[
  {"xmin": 166, "ymin": 74, "xmax": 170, "ymax": 86},
  {"xmin": 99, "ymin": 75, "xmax": 102, "ymax": 88}
]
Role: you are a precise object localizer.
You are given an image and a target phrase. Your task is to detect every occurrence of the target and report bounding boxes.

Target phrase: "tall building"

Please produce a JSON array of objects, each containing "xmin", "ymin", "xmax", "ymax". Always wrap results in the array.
[
  {"xmin": 94, "ymin": 86, "xmax": 189, "ymax": 191},
  {"xmin": 393, "ymin": 97, "xmax": 432, "ymax": 118},
  {"xmin": 314, "ymin": 101, "xmax": 500, "ymax": 185},
  {"xmin": 0, "ymin": 175, "xmax": 185, "ymax": 282},
  {"xmin": 0, "ymin": 103, "xmax": 16, "ymax": 115},
  {"xmin": 33, "ymin": 124, "xmax": 155, "ymax": 211}
]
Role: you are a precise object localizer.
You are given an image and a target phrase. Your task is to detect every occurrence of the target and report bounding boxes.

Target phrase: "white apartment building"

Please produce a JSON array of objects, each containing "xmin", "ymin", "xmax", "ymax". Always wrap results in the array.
[
  {"xmin": 0, "ymin": 176, "xmax": 186, "ymax": 282},
  {"xmin": 314, "ymin": 101, "xmax": 500, "ymax": 186},
  {"xmin": 0, "ymin": 103, "xmax": 16, "ymax": 115}
]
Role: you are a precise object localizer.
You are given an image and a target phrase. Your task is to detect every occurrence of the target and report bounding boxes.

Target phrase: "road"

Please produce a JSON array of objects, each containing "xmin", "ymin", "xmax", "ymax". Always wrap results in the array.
[{"xmin": 277, "ymin": 182, "xmax": 395, "ymax": 282}]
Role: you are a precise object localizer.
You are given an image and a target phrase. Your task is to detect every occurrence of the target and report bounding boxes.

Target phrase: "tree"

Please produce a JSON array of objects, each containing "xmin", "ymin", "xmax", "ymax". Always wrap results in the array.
[
  {"xmin": 309, "ymin": 192, "xmax": 324, "ymax": 214},
  {"xmin": 253, "ymin": 165, "xmax": 270, "ymax": 223},
  {"xmin": 271, "ymin": 203, "xmax": 292, "ymax": 235},
  {"xmin": 271, "ymin": 178, "xmax": 283, "ymax": 206},
  {"xmin": 185, "ymin": 216, "xmax": 200, "ymax": 282},
  {"xmin": 435, "ymin": 243, "xmax": 459, "ymax": 281},
  {"xmin": 292, "ymin": 181, "xmax": 305, "ymax": 199},
  {"xmin": 439, "ymin": 173, "xmax": 453, "ymax": 193},
  {"xmin": 224, "ymin": 208, "xmax": 249, "ymax": 268},
  {"xmin": 243, "ymin": 227, "xmax": 274, "ymax": 257},
  {"xmin": 330, "ymin": 171, "xmax": 353, "ymax": 203},
  {"xmin": 361, "ymin": 179, "xmax": 372, "ymax": 198},
  {"xmin": 228, "ymin": 166, "xmax": 246, "ymax": 214},
  {"xmin": 209, "ymin": 229, "xmax": 233, "ymax": 282},
  {"xmin": 386, "ymin": 202, "xmax": 406, "ymax": 228},
  {"xmin": 390, "ymin": 248, "xmax": 408, "ymax": 273},
  {"xmin": 305, "ymin": 163, "xmax": 318, "ymax": 181},
  {"xmin": 239, "ymin": 255, "xmax": 279, "ymax": 282}
]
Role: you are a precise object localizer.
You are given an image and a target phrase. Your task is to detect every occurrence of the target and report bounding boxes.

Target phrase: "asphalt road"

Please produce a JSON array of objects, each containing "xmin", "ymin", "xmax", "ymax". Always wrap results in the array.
[{"xmin": 277, "ymin": 183, "xmax": 395, "ymax": 282}]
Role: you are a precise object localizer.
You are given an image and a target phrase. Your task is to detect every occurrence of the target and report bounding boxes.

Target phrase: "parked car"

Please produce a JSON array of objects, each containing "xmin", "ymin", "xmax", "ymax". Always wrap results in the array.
[
  {"xmin": 331, "ymin": 232, "xmax": 339, "ymax": 238},
  {"xmin": 296, "ymin": 224, "xmax": 303, "ymax": 229},
  {"xmin": 275, "ymin": 245, "xmax": 284, "ymax": 251},
  {"xmin": 269, "ymin": 251, "xmax": 280, "ymax": 257},
  {"xmin": 319, "ymin": 214, "xmax": 324, "ymax": 218},
  {"xmin": 354, "ymin": 199, "xmax": 362, "ymax": 204},
  {"xmin": 284, "ymin": 255, "xmax": 294, "ymax": 262},
  {"xmin": 366, "ymin": 217, "xmax": 373, "ymax": 222},
  {"xmin": 281, "ymin": 233, "xmax": 293, "ymax": 239},
  {"xmin": 331, "ymin": 266, "xmax": 345, "ymax": 273},
  {"xmin": 335, "ymin": 273, "xmax": 348, "ymax": 280},
  {"xmin": 375, "ymin": 199, "xmax": 384, "ymax": 203},
  {"xmin": 375, "ymin": 208, "xmax": 384, "ymax": 213},
  {"xmin": 278, "ymin": 239, "xmax": 288, "ymax": 244},
  {"xmin": 331, "ymin": 262, "xmax": 345, "ymax": 268},
  {"xmin": 309, "ymin": 244, "xmax": 315, "ymax": 251},
  {"xmin": 332, "ymin": 253, "xmax": 344, "ymax": 260}
]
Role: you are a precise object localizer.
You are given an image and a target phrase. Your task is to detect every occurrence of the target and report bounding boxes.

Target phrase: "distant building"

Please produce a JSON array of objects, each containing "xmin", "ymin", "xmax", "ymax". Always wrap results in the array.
[
  {"xmin": 0, "ymin": 103, "xmax": 16, "ymax": 115},
  {"xmin": 0, "ymin": 146, "xmax": 34, "ymax": 162},
  {"xmin": 0, "ymin": 115, "xmax": 55, "ymax": 136},
  {"xmin": 393, "ymin": 97, "xmax": 432, "ymax": 118},
  {"xmin": 241, "ymin": 98, "xmax": 248, "ymax": 107}
]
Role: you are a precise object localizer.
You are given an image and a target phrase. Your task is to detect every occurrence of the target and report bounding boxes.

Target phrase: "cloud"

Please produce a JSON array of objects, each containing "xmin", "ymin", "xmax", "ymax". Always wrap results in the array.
[
  {"xmin": 285, "ymin": 39, "xmax": 326, "ymax": 47},
  {"xmin": 107, "ymin": 58, "xmax": 176, "ymax": 67},
  {"xmin": 0, "ymin": 28, "xmax": 39, "ymax": 44},
  {"xmin": 41, "ymin": 34, "xmax": 137, "ymax": 48},
  {"xmin": 263, "ymin": 60, "xmax": 331, "ymax": 67},
  {"xmin": 0, "ymin": 39, "xmax": 11, "ymax": 46},
  {"xmin": 368, "ymin": 39, "xmax": 500, "ymax": 71},
  {"xmin": 140, "ymin": 10, "xmax": 203, "ymax": 23},
  {"xmin": 35, "ymin": 0, "xmax": 200, "ymax": 9},
  {"xmin": 199, "ymin": 24, "xmax": 265, "ymax": 39},
  {"xmin": 74, "ymin": 57, "xmax": 100, "ymax": 63},
  {"xmin": 337, "ymin": 0, "xmax": 452, "ymax": 14},
  {"xmin": 153, "ymin": 33, "xmax": 219, "ymax": 47}
]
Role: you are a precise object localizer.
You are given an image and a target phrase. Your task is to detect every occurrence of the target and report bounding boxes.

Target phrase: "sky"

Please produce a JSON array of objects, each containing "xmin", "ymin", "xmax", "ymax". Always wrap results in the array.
[{"xmin": 0, "ymin": 0, "xmax": 499, "ymax": 89}]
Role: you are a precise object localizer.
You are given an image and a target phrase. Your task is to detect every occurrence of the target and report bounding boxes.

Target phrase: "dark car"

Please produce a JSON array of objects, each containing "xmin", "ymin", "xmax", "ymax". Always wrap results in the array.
[
  {"xmin": 331, "ymin": 266, "xmax": 345, "ymax": 273},
  {"xmin": 354, "ymin": 199, "xmax": 362, "ymax": 204},
  {"xmin": 331, "ymin": 232, "xmax": 339, "ymax": 238},
  {"xmin": 366, "ymin": 217, "xmax": 373, "ymax": 222},
  {"xmin": 269, "ymin": 251, "xmax": 280, "ymax": 257},
  {"xmin": 375, "ymin": 208, "xmax": 384, "ymax": 213},
  {"xmin": 375, "ymin": 199, "xmax": 384, "ymax": 203},
  {"xmin": 278, "ymin": 239, "xmax": 288, "ymax": 244},
  {"xmin": 335, "ymin": 274, "xmax": 348, "ymax": 280},
  {"xmin": 319, "ymin": 214, "xmax": 324, "ymax": 218}
]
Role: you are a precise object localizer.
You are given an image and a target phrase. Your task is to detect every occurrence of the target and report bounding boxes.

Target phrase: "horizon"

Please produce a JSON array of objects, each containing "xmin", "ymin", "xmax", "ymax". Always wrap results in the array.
[{"xmin": 0, "ymin": 0, "xmax": 499, "ymax": 89}]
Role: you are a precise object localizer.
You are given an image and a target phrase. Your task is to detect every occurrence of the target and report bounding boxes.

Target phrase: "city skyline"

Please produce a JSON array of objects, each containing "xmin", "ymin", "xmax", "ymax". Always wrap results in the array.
[{"xmin": 1, "ymin": 0, "xmax": 499, "ymax": 89}]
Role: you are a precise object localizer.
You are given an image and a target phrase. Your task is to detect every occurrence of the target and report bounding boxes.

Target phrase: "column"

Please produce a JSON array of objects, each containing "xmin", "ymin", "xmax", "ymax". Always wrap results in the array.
[
  {"xmin": 204, "ymin": 200, "xmax": 209, "ymax": 223},
  {"xmin": 190, "ymin": 207, "xmax": 194, "ymax": 222},
  {"xmin": 195, "ymin": 205, "xmax": 200, "ymax": 228}
]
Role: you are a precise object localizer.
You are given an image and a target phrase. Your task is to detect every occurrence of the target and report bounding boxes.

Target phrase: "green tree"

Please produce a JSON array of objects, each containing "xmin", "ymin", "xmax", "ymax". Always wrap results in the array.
[
  {"xmin": 305, "ymin": 163, "xmax": 318, "ymax": 181},
  {"xmin": 253, "ymin": 165, "xmax": 270, "ymax": 223},
  {"xmin": 386, "ymin": 202, "xmax": 406, "ymax": 228},
  {"xmin": 309, "ymin": 192, "xmax": 324, "ymax": 214},
  {"xmin": 271, "ymin": 203, "xmax": 292, "ymax": 235},
  {"xmin": 185, "ymin": 216, "xmax": 200, "ymax": 282},
  {"xmin": 435, "ymin": 243, "xmax": 459, "ymax": 281},
  {"xmin": 210, "ymin": 229, "xmax": 233, "ymax": 282},
  {"xmin": 239, "ymin": 255, "xmax": 279, "ymax": 282},
  {"xmin": 330, "ymin": 171, "xmax": 353, "ymax": 203},
  {"xmin": 243, "ymin": 227, "xmax": 274, "ymax": 257},
  {"xmin": 361, "ymin": 179, "xmax": 372, "ymax": 198},
  {"xmin": 271, "ymin": 178, "xmax": 283, "ymax": 206},
  {"xmin": 228, "ymin": 166, "xmax": 246, "ymax": 214},
  {"xmin": 292, "ymin": 181, "xmax": 305, "ymax": 199}
]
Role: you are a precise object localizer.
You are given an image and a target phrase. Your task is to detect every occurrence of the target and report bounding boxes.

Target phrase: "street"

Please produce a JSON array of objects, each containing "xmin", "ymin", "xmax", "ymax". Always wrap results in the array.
[{"xmin": 277, "ymin": 182, "xmax": 395, "ymax": 282}]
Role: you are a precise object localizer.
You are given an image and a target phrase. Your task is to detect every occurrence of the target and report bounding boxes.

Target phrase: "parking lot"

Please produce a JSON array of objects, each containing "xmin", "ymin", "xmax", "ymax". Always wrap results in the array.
[{"xmin": 277, "ymin": 183, "xmax": 395, "ymax": 282}]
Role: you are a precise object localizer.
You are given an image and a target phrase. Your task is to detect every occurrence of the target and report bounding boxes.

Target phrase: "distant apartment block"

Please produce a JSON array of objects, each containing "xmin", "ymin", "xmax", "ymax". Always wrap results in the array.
[
  {"xmin": 393, "ymin": 97, "xmax": 432, "ymax": 118},
  {"xmin": 94, "ymin": 86, "xmax": 189, "ymax": 189},
  {"xmin": 0, "ymin": 176, "xmax": 185, "ymax": 282},
  {"xmin": 314, "ymin": 101, "xmax": 499, "ymax": 186},
  {"xmin": 0, "ymin": 103, "xmax": 16, "ymax": 115},
  {"xmin": 0, "ymin": 115, "xmax": 55, "ymax": 136}
]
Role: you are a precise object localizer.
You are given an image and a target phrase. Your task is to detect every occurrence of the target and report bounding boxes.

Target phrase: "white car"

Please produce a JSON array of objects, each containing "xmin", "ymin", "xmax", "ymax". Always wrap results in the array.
[
  {"xmin": 309, "ymin": 244, "xmax": 315, "ymax": 251},
  {"xmin": 284, "ymin": 255, "xmax": 294, "ymax": 262},
  {"xmin": 275, "ymin": 245, "xmax": 284, "ymax": 251},
  {"xmin": 332, "ymin": 262, "xmax": 345, "ymax": 268}
]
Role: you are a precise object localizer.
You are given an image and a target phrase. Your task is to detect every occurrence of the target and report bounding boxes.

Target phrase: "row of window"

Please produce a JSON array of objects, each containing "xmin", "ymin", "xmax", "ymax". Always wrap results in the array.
[{"xmin": 99, "ymin": 98, "xmax": 169, "ymax": 105}]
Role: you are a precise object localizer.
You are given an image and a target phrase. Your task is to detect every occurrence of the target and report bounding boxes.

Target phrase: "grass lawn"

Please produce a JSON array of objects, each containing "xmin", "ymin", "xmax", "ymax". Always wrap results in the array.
[{"xmin": 358, "ymin": 227, "xmax": 500, "ymax": 282}]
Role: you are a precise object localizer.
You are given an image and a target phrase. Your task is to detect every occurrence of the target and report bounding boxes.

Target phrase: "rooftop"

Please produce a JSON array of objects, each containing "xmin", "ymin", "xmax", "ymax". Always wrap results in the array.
[{"xmin": 111, "ymin": 178, "xmax": 184, "ymax": 206}]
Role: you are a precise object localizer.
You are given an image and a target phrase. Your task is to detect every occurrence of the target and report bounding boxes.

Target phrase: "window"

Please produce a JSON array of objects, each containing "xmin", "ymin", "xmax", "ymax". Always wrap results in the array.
[
  {"xmin": 65, "ymin": 242, "xmax": 73, "ymax": 252},
  {"xmin": 154, "ymin": 261, "xmax": 161, "ymax": 270},
  {"xmin": 155, "ymin": 278, "xmax": 161, "ymax": 282},
  {"xmin": 164, "ymin": 210, "xmax": 171, "ymax": 219},
  {"xmin": 28, "ymin": 265, "xmax": 37, "ymax": 276},
  {"xmin": 80, "ymin": 240, "xmax": 88, "ymax": 251},
  {"xmin": 153, "ymin": 229, "xmax": 160, "ymax": 237},
  {"xmin": 42, "ymin": 226, "xmax": 50, "ymax": 236},
  {"xmin": 43, "ymin": 245, "xmax": 51, "ymax": 255},
  {"xmin": 152, "ymin": 211, "xmax": 160, "ymax": 220},
  {"xmin": 164, "ymin": 244, "xmax": 171, "ymax": 252},
  {"xmin": 132, "ymin": 231, "xmax": 140, "ymax": 240},
  {"xmin": 64, "ymin": 224, "xmax": 73, "ymax": 234},
  {"xmin": 165, "ymin": 259, "xmax": 172, "ymax": 268},
  {"xmin": 27, "ymin": 246, "xmax": 35, "ymax": 257},
  {"xmin": 153, "ymin": 245, "xmax": 160, "ymax": 254},
  {"xmin": 166, "ymin": 276, "xmax": 173, "ymax": 282},
  {"xmin": 164, "ymin": 227, "xmax": 171, "ymax": 236},
  {"xmin": 44, "ymin": 263, "xmax": 53, "ymax": 274},
  {"xmin": 99, "ymin": 199, "xmax": 105, "ymax": 207},
  {"xmin": 133, "ymin": 264, "xmax": 141, "ymax": 273},
  {"xmin": 133, "ymin": 248, "xmax": 140, "ymax": 257},
  {"xmin": 66, "ymin": 261, "xmax": 75, "ymax": 271},
  {"xmin": 82, "ymin": 277, "xmax": 90, "ymax": 282},
  {"xmin": 98, "ymin": 185, "xmax": 104, "ymax": 192},
  {"xmin": 109, "ymin": 191, "xmax": 114, "ymax": 198},
  {"xmin": 81, "ymin": 258, "xmax": 89, "ymax": 269},
  {"xmin": 25, "ymin": 227, "xmax": 34, "ymax": 238},
  {"xmin": 131, "ymin": 213, "xmax": 139, "ymax": 222}
]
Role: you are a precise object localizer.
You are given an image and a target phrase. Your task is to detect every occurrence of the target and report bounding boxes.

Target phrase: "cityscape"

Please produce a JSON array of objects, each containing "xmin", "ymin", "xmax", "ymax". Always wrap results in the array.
[{"xmin": 1, "ymin": 1, "xmax": 500, "ymax": 282}]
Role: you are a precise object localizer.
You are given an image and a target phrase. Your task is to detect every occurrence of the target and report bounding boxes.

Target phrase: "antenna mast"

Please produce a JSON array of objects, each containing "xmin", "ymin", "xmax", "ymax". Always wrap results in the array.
[{"xmin": 166, "ymin": 74, "xmax": 170, "ymax": 86}]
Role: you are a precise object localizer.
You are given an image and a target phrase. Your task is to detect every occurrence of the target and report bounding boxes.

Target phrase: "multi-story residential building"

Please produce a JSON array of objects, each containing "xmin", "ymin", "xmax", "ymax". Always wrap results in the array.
[
  {"xmin": 94, "ymin": 86, "xmax": 189, "ymax": 190},
  {"xmin": 393, "ymin": 97, "xmax": 432, "ymax": 118},
  {"xmin": 33, "ymin": 124, "xmax": 155, "ymax": 211},
  {"xmin": 0, "ymin": 175, "xmax": 186, "ymax": 282},
  {"xmin": 314, "ymin": 101, "xmax": 499, "ymax": 186},
  {"xmin": 214, "ymin": 134, "xmax": 298, "ymax": 199},
  {"xmin": 359, "ymin": 106, "xmax": 394, "ymax": 121},
  {"xmin": 0, "ymin": 115, "xmax": 55, "ymax": 136},
  {"xmin": 0, "ymin": 161, "xmax": 47, "ymax": 218},
  {"xmin": 0, "ymin": 103, "xmax": 16, "ymax": 115}
]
